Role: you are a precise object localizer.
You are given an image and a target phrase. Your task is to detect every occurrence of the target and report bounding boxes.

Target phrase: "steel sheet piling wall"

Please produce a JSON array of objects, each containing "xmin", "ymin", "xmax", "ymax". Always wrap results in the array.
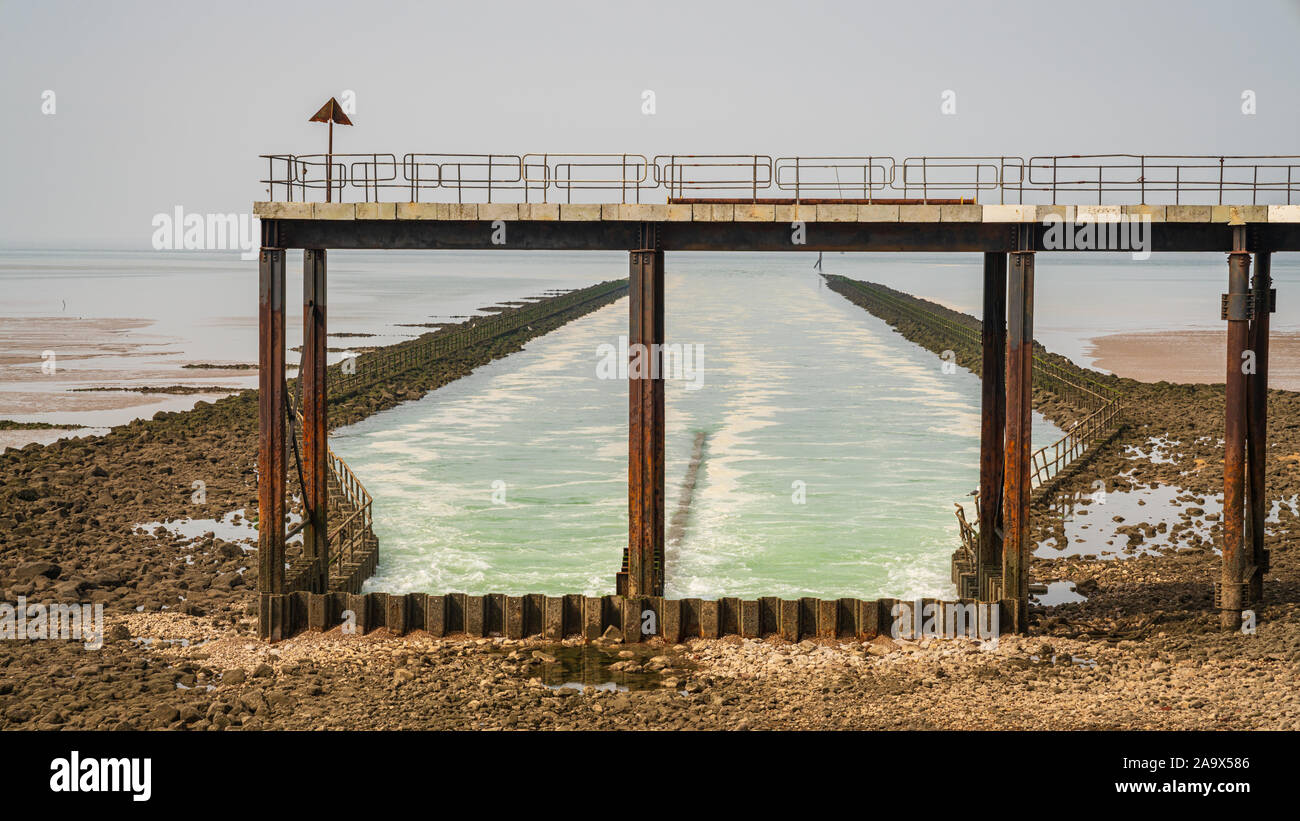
[
  {"xmin": 262, "ymin": 591, "xmax": 1005, "ymax": 643},
  {"xmin": 1003, "ymin": 228, "xmax": 1034, "ymax": 633},
  {"xmin": 623, "ymin": 224, "xmax": 666, "ymax": 597},
  {"xmin": 303, "ymin": 249, "xmax": 329, "ymax": 592},
  {"xmin": 258, "ymin": 248, "xmax": 287, "ymax": 639},
  {"xmin": 978, "ymin": 252, "xmax": 1007, "ymax": 600}
]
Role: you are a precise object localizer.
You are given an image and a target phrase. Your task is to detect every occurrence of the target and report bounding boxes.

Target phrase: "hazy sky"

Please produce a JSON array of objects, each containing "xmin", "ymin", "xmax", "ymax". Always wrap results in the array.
[{"xmin": 2, "ymin": 0, "xmax": 1298, "ymax": 246}]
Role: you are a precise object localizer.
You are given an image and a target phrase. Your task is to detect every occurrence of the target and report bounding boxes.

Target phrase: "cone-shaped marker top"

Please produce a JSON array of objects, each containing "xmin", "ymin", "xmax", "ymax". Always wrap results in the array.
[{"xmin": 309, "ymin": 97, "xmax": 353, "ymax": 126}]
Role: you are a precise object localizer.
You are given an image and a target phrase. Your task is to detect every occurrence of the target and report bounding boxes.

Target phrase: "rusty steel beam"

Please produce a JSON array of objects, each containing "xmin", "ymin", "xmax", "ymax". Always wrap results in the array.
[
  {"xmin": 302, "ymin": 249, "xmax": 329, "ymax": 593},
  {"xmin": 1002, "ymin": 226, "xmax": 1034, "ymax": 633},
  {"xmin": 272, "ymin": 219, "xmax": 1253, "ymax": 255},
  {"xmin": 623, "ymin": 223, "xmax": 666, "ymax": 597},
  {"xmin": 1246, "ymin": 251, "xmax": 1271, "ymax": 604},
  {"xmin": 978, "ymin": 252, "xmax": 1007, "ymax": 600},
  {"xmin": 258, "ymin": 248, "xmax": 287, "ymax": 639},
  {"xmin": 1220, "ymin": 229, "xmax": 1251, "ymax": 630}
]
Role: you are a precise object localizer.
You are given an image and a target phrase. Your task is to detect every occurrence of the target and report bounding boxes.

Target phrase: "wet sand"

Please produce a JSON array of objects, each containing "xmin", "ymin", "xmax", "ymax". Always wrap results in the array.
[
  {"xmin": 0, "ymin": 316, "xmax": 254, "ymax": 441},
  {"xmin": 1086, "ymin": 330, "xmax": 1300, "ymax": 391}
]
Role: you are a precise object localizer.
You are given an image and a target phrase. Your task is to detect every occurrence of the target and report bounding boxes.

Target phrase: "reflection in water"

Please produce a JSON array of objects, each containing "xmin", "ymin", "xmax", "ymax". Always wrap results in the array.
[
  {"xmin": 1035, "ymin": 479, "xmax": 1222, "ymax": 560},
  {"xmin": 1031, "ymin": 580, "xmax": 1089, "ymax": 607}
]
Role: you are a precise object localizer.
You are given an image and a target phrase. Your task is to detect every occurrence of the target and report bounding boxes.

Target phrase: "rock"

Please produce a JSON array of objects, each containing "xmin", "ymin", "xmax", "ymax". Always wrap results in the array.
[
  {"xmin": 222, "ymin": 668, "xmax": 246, "ymax": 686},
  {"xmin": 14, "ymin": 562, "xmax": 61, "ymax": 583},
  {"xmin": 212, "ymin": 572, "xmax": 243, "ymax": 590},
  {"xmin": 251, "ymin": 663, "xmax": 274, "ymax": 679},
  {"xmin": 867, "ymin": 635, "xmax": 899, "ymax": 656},
  {"xmin": 4, "ymin": 704, "xmax": 34, "ymax": 723},
  {"xmin": 531, "ymin": 651, "xmax": 557, "ymax": 664},
  {"xmin": 240, "ymin": 691, "xmax": 269, "ymax": 715},
  {"xmin": 151, "ymin": 705, "xmax": 180, "ymax": 725},
  {"xmin": 267, "ymin": 693, "xmax": 296, "ymax": 710},
  {"xmin": 52, "ymin": 579, "xmax": 86, "ymax": 598},
  {"xmin": 107, "ymin": 624, "xmax": 131, "ymax": 642}
]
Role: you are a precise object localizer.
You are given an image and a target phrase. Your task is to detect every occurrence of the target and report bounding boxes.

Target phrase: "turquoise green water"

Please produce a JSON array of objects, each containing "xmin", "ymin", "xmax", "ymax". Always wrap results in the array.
[{"xmin": 331, "ymin": 255, "xmax": 1062, "ymax": 600}]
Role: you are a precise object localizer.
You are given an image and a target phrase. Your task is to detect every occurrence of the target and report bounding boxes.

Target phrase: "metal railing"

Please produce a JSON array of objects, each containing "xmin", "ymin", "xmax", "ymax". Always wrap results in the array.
[
  {"xmin": 773, "ymin": 156, "xmax": 894, "ymax": 199},
  {"xmin": 1027, "ymin": 154, "xmax": 1300, "ymax": 206},
  {"xmin": 656, "ymin": 154, "xmax": 773, "ymax": 200},
  {"xmin": 898, "ymin": 156, "xmax": 1023, "ymax": 204},
  {"xmin": 1029, "ymin": 398, "xmax": 1123, "ymax": 489},
  {"xmin": 955, "ymin": 501, "xmax": 979, "ymax": 558},
  {"xmin": 324, "ymin": 449, "xmax": 373, "ymax": 573},
  {"xmin": 284, "ymin": 398, "xmax": 375, "ymax": 588},
  {"xmin": 261, "ymin": 152, "xmax": 1300, "ymax": 205},
  {"xmin": 406, "ymin": 153, "xmax": 523, "ymax": 203}
]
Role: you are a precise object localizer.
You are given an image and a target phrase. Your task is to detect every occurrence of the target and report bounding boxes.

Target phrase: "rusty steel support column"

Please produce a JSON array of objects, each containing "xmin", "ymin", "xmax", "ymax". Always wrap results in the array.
[
  {"xmin": 302, "ymin": 249, "xmax": 329, "ymax": 593},
  {"xmin": 621, "ymin": 223, "xmax": 665, "ymax": 597},
  {"xmin": 978, "ymin": 252, "xmax": 1007, "ymax": 601},
  {"xmin": 1220, "ymin": 229, "xmax": 1251, "ymax": 630},
  {"xmin": 1246, "ymin": 252, "xmax": 1272, "ymax": 604},
  {"xmin": 258, "ymin": 247, "xmax": 287, "ymax": 639},
  {"xmin": 1002, "ymin": 226, "xmax": 1034, "ymax": 633}
]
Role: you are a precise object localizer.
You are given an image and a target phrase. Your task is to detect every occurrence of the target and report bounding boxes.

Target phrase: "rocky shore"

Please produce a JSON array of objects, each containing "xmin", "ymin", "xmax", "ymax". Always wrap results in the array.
[{"xmin": 1, "ymin": 275, "xmax": 1297, "ymax": 731}]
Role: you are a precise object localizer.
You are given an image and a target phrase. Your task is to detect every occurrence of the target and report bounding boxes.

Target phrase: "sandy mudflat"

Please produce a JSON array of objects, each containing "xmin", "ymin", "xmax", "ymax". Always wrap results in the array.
[
  {"xmin": 0, "ymin": 316, "xmax": 254, "ymax": 443},
  {"xmin": 1085, "ymin": 330, "xmax": 1300, "ymax": 391}
]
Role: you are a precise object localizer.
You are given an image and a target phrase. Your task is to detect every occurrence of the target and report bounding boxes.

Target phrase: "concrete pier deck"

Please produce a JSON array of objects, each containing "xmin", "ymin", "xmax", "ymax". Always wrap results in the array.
[{"xmin": 253, "ymin": 201, "xmax": 1300, "ymax": 253}]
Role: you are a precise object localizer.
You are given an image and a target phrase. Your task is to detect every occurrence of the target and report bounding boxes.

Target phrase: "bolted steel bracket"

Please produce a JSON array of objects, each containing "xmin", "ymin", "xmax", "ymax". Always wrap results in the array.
[
  {"xmin": 1221, "ymin": 293, "xmax": 1254, "ymax": 321},
  {"xmin": 1213, "ymin": 581, "xmax": 1253, "ymax": 609}
]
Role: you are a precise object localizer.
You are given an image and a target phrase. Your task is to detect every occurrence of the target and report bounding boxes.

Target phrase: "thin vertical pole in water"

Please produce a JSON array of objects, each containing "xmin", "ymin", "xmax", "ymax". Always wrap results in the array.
[
  {"xmin": 1221, "ymin": 230, "xmax": 1251, "ymax": 629},
  {"xmin": 258, "ymin": 247, "xmax": 287, "ymax": 639},
  {"xmin": 1003, "ymin": 225, "xmax": 1034, "ymax": 633},
  {"xmin": 623, "ymin": 223, "xmax": 665, "ymax": 597},
  {"xmin": 1246, "ymin": 251, "xmax": 1271, "ymax": 604},
  {"xmin": 979, "ymin": 252, "xmax": 1007, "ymax": 601},
  {"xmin": 303, "ymin": 249, "xmax": 329, "ymax": 593}
]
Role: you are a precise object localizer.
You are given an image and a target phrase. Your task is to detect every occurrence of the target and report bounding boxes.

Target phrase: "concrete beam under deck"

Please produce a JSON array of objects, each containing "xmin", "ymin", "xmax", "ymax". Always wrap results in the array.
[{"xmin": 255, "ymin": 201, "xmax": 1300, "ymax": 252}]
